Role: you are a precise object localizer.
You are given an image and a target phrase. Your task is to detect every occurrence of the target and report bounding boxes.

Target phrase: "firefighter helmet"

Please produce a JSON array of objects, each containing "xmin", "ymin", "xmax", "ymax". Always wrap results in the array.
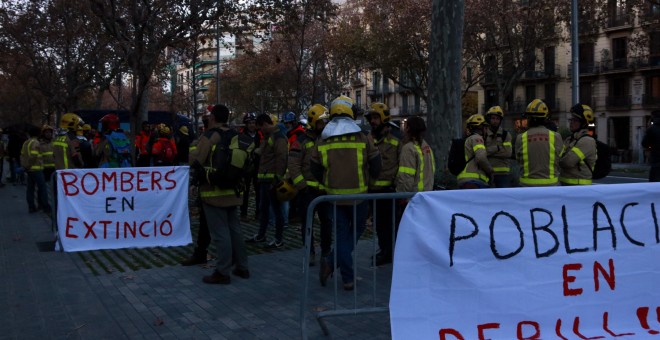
[
  {"xmin": 486, "ymin": 106, "xmax": 504, "ymax": 118},
  {"xmin": 243, "ymin": 112, "xmax": 257, "ymax": 123},
  {"xmin": 41, "ymin": 125, "xmax": 54, "ymax": 133},
  {"xmin": 525, "ymin": 99, "xmax": 549, "ymax": 118},
  {"xmin": 570, "ymin": 103, "xmax": 595, "ymax": 125},
  {"xmin": 157, "ymin": 123, "xmax": 171, "ymax": 136},
  {"xmin": 307, "ymin": 104, "xmax": 329, "ymax": 130},
  {"xmin": 100, "ymin": 113, "xmax": 120, "ymax": 131},
  {"xmin": 275, "ymin": 179, "xmax": 298, "ymax": 202},
  {"xmin": 366, "ymin": 102, "xmax": 390, "ymax": 123},
  {"xmin": 60, "ymin": 113, "xmax": 83, "ymax": 130},
  {"xmin": 329, "ymin": 95, "xmax": 355, "ymax": 119},
  {"xmin": 466, "ymin": 114, "xmax": 488, "ymax": 129}
]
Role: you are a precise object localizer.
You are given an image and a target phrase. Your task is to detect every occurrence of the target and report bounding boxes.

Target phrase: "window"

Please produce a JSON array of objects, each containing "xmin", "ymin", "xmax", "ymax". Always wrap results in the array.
[
  {"xmin": 651, "ymin": 32, "xmax": 660, "ymax": 66},
  {"xmin": 544, "ymin": 83, "xmax": 557, "ymax": 110},
  {"xmin": 580, "ymin": 82, "xmax": 593, "ymax": 106},
  {"xmin": 525, "ymin": 85, "xmax": 536, "ymax": 104},
  {"xmin": 579, "ymin": 43, "xmax": 595, "ymax": 73},
  {"xmin": 372, "ymin": 72, "xmax": 381, "ymax": 93},
  {"xmin": 544, "ymin": 46, "xmax": 556, "ymax": 76},
  {"xmin": 612, "ymin": 37, "xmax": 628, "ymax": 69}
]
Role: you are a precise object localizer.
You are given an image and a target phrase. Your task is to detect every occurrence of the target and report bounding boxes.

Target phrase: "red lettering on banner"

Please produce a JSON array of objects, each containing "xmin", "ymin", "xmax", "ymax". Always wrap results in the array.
[
  {"xmin": 124, "ymin": 221, "xmax": 136, "ymax": 238},
  {"xmin": 61, "ymin": 172, "xmax": 79, "ymax": 196},
  {"xmin": 517, "ymin": 321, "xmax": 540, "ymax": 339},
  {"xmin": 439, "ymin": 328, "xmax": 464, "ymax": 340},
  {"xmin": 81, "ymin": 172, "xmax": 100, "ymax": 195},
  {"xmin": 478, "ymin": 322, "xmax": 500, "ymax": 339},
  {"xmin": 603, "ymin": 312, "xmax": 635, "ymax": 337},
  {"xmin": 151, "ymin": 171, "xmax": 163, "ymax": 190},
  {"xmin": 120, "ymin": 172, "xmax": 134, "ymax": 191},
  {"xmin": 593, "ymin": 259, "xmax": 615, "ymax": 292},
  {"xmin": 563, "ymin": 263, "xmax": 583, "ymax": 296},
  {"xmin": 102, "ymin": 171, "xmax": 117, "ymax": 191},
  {"xmin": 164, "ymin": 169, "xmax": 176, "ymax": 189},
  {"xmin": 637, "ymin": 307, "xmax": 660, "ymax": 335},
  {"xmin": 556, "ymin": 318, "xmax": 569, "ymax": 340},
  {"xmin": 83, "ymin": 221, "xmax": 97, "ymax": 239},
  {"xmin": 139, "ymin": 221, "xmax": 149, "ymax": 238},
  {"xmin": 136, "ymin": 171, "xmax": 149, "ymax": 191},
  {"xmin": 65, "ymin": 217, "xmax": 79, "ymax": 238},
  {"xmin": 572, "ymin": 316, "xmax": 605, "ymax": 339}
]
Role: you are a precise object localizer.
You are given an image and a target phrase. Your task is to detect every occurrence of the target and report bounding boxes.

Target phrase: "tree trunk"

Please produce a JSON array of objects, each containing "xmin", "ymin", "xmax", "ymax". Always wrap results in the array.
[{"xmin": 428, "ymin": 0, "xmax": 465, "ymax": 173}]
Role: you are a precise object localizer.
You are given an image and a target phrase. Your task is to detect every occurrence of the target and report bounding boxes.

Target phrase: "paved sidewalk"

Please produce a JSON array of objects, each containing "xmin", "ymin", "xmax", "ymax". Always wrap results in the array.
[{"xmin": 0, "ymin": 183, "xmax": 392, "ymax": 340}]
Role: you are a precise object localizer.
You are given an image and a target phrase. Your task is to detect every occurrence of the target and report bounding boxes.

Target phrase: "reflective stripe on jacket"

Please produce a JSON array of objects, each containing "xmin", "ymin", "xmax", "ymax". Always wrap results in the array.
[
  {"xmin": 516, "ymin": 126, "xmax": 563, "ymax": 187},
  {"xmin": 369, "ymin": 131, "xmax": 401, "ymax": 190},
  {"xmin": 485, "ymin": 127, "xmax": 512, "ymax": 174},
  {"xmin": 559, "ymin": 129, "xmax": 597, "ymax": 185},
  {"xmin": 21, "ymin": 138, "xmax": 43, "ymax": 171},
  {"xmin": 396, "ymin": 139, "xmax": 435, "ymax": 192},
  {"xmin": 457, "ymin": 133, "xmax": 492, "ymax": 186},
  {"xmin": 257, "ymin": 126, "xmax": 288, "ymax": 182}
]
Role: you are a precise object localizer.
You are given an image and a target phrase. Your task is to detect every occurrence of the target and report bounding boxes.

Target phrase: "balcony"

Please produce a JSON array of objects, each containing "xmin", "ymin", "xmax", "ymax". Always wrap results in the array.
[
  {"xmin": 601, "ymin": 58, "xmax": 632, "ymax": 73},
  {"xmin": 366, "ymin": 87, "xmax": 382, "ymax": 97},
  {"xmin": 568, "ymin": 62, "xmax": 600, "ymax": 77},
  {"xmin": 606, "ymin": 95, "xmax": 632, "ymax": 109},
  {"xmin": 643, "ymin": 94, "xmax": 660, "ymax": 107},
  {"xmin": 351, "ymin": 77, "xmax": 365, "ymax": 87},
  {"xmin": 399, "ymin": 105, "xmax": 423, "ymax": 115},
  {"xmin": 605, "ymin": 12, "xmax": 633, "ymax": 31},
  {"xmin": 633, "ymin": 55, "xmax": 660, "ymax": 69},
  {"xmin": 545, "ymin": 98, "xmax": 561, "ymax": 112}
]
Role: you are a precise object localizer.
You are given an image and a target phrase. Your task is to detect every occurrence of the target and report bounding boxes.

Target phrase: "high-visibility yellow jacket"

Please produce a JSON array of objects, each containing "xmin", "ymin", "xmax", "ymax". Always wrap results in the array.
[
  {"xmin": 20, "ymin": 137, "xmax": 42, "ymax": 171},
  {"xmin": 485, "ymin": 127, "xmax": 512, "ymax": 174},
  {"xmin": 287, "ymin": 130, "xmax": 322, "ymax": 192},
  {"xmin": 369, "ymin": 130, "xmax": 401, "ymax": 191},
  {"xmin": 457, "ymin": 133, "xmax": 492, "ymax": 187},
  {"xmin": 516, "ymin": 126, "xmax": 563, "ymax": 187},
  {"xmin": 38, "ymin": 138, "xmax": 55, "ymax": 170},
  {"xmin": 53, "ymin": 131, "xmax": 82, "ymax": 169},
  {"xmin": 396, "ymin": 139, "xmax": 435, "ymax": 192},
  {"xmin": 559, "ymin": 129, "xmax": 597, "ymax": 185}
]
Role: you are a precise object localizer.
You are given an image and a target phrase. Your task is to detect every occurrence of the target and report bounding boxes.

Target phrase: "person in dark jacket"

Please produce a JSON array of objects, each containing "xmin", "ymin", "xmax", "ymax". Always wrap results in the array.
[
  {"xmin": 642, "ymin": 110, "xmax": 660, "ymax": 182},
  {"xmin": 175, "ymin": 126, "xmax": 190, "ymax": 165}
]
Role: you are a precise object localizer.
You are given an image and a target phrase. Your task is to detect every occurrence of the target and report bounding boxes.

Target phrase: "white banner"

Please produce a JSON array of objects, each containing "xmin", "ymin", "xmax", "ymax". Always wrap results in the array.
[
  {"xmin": 56, "ymin": 167, "xmax": 192, "ymax": 252},
  {"xmin": 391, "ymin": 183, "xmax": 660, "ymax": 339}
]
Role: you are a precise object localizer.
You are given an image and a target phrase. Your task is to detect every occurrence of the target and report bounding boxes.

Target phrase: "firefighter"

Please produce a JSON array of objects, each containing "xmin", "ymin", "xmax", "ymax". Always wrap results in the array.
[
  {"xmin": 53, "ymin": 113, "xmax": 83, "ymax": 170},
  {"xmin": 365, "ymin": 102, "xmax": 401, "ymax": 266},
  {"xmin": 21, "ymin": 126, "xmax": 50, "ymax": 214},
  {"xmin": 457, "ymin": 114, "xmax": 493, "ymax": 189},
  {"xmin": 285, "ymin": 104, "xmax": 332, "ymax": 266},
  {"xmin": 95, "ymin": 113, "xmax": 132, "ymax": 168},
  {"xmin": 240, "ymin": 112, "xmax": 263, "ymax": 221},
  {"xmin": 484, "ymin": 106, "xmax": 513, "ymax": 187},
  {"xmin": 136, "ymin": 121, "xmax": 152, "ymax": 167},
  {"xmin": 246, "ymin": 113, "xmax": 289, "ymax": 248},
  {"xmin": 559, "ymin": 104, "xmax": 597, "ymax": 185},
  {"xmin": 151, "ymin": 124, "xmax": 178, "ymax": 166},
  {"xmin": 312, "ymin": 95, "xmax": 381, "ymax": 291},
  {"xmin": 516, "ymin": 99, "xmax": 564, "ymax": 187},
  {"xmin": 39, "ymin": 125, "xmax": 55, "ymax": 181}
]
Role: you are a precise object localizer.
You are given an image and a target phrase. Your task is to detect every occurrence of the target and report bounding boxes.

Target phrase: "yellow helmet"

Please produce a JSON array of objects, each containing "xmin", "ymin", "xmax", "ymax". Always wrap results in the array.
[
  {"xmin": 269, "ymin": 113, "xmax": 279, "ymax": 125},
  {"xmin": 307, "ymin": 104, "xmax": 329, "ymax": 130},
  {"xmin": 570, "ymin": 104, "xmax": 595, "ymax": 125},
  {"xmin": 525, "ymin": 99, "xmax": 549, "ymax": 118},
  {"xmin": 485, "ymin": 106, "xmax": 504, "ymax": 118},
  {"xmin": 82, "ymin": 124, "xmax": 91, "ymax": 132},
  {"xmin": 366, "ymin": 102, "xmax": 390, "ymax": 123},
  {"xmin": 466, "ymin": 114, "xmax": 487, "ymax": 129},
  {"xmin": 60, "ymin": 113, "xmax": 83, "ymax": 130},
  {"xmin": 329, "ymin": 95, "xmax": 355, "ymax": 119},
  {"xmin": 76, "ymin": 126, "xmax": 84, "ymax": 136},
  {"xmin": 275, "ymin": 179, "xmax": 298, "ymax": 202},
  {"xmin": 157, "ymin": 123, "xmax": 171, "ymax": 136}
]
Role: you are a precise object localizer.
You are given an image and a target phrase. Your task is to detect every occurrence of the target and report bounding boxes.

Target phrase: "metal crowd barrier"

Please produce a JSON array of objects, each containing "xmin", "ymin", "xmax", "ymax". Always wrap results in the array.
[{"xmin": 300, "ymin": 192, "xmax": 416, "ymax": 340}]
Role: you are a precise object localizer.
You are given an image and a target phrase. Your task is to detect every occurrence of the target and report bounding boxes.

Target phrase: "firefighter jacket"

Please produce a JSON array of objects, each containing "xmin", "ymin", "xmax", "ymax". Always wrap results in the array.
[
  {"xmin": 516, "ymin": 125, "xmax": 563, "ymax": 187},
  {"xmin": 457, "ymin": 133, "xmax": 492, "ymax": 187},
  {"xmin": 38, "ymin": 138, "xmax": 55, "ymax": 170},
  {"xmin": 287, "ymin": 130, "xmax": 321, "ymax": 192},
  {"xmin": 189, "ymin": 123, "xmax": 242, "ymax": 207},
  {"xmin": 396, "ymin": 139, "xmax": 435, "ymax": 192},
  {"xmin": 21, "ymin": 137, "xmax": 42, "ymax": 171},
  {"xmin": 287, "ymin": 124, "xmax": 306, "ymax": 147},
  {"xmin": 559, "ymin": 129, "xmax": 597, "ymax": 185},
  {"xmin": 53, "ymin": 131, "xmax": 82, "ymax": 170},
  {"xmin": 485, "ymin": 127, "xmax": 512, "ymax": 174},
  {"xmin": 310, "ymin": 131, "xmax": 381, "ymax": 204},
  {"xmin": 257, "ymin": 125, "xmax": 288, "ymax": 184},
  {"xmin": 369, "ymin": 130, "xmax": 401, "ymax": 191}
]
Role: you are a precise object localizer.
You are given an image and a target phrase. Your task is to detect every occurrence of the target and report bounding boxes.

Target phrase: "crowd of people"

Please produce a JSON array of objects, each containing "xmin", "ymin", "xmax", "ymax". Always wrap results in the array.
[{"xmin": 3, "ymin": 96, "xmax": 659, "ymax": 291}]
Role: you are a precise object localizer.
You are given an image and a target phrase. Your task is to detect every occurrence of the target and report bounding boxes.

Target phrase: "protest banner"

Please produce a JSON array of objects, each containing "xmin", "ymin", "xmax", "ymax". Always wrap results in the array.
[
  {"xmin": 56, "ymin": 167, "xmax": 192, "ymax": 252},
  {"xmin": 390, "ymin": 183, "xmax": 660, "ymax": 339}
]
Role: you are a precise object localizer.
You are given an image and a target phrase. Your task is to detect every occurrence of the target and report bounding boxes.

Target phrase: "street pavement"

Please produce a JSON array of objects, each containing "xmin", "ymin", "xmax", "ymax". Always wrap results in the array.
[{"xmin": 0, "ymin": 180, "xmax": 392, "ymax": 340}]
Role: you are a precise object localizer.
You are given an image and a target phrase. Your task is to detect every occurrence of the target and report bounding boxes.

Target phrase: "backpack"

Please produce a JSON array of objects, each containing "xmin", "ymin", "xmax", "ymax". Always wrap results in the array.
[
  {"xmin": 577, "ymin": 135, "xmax": 611, "ymax": 180},
  {"xmin": 448, "ymin": 138, "xmax": 474, "ymax": 176},
  {"xmin": 105, "ymin": 130, "xmax": 133, "ymax": 168},
  {"xmin": 204, "ymin": 128, "xmax": 255, "ymax": 194},
  {"xmin": 153, "ymin": 139, "xmax": 176, "ymax": 166}
]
